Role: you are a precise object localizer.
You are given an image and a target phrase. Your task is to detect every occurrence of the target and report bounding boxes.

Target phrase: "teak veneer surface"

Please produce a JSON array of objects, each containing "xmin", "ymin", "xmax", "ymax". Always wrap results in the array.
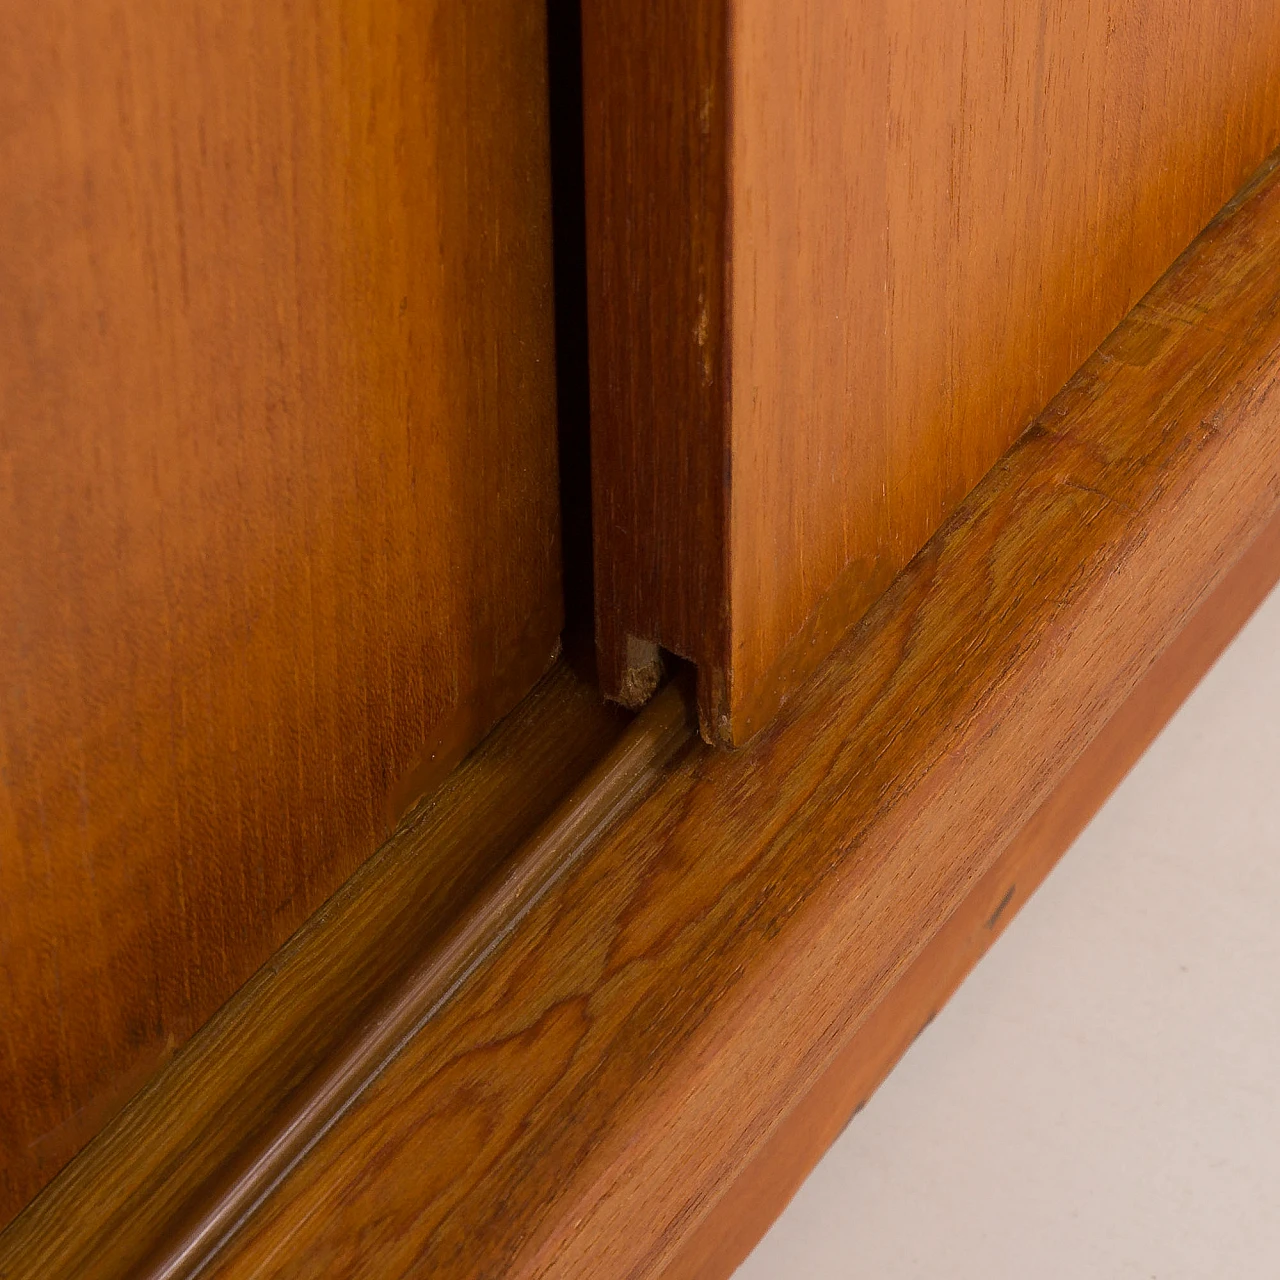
[
  {"xmin": 584, "ymin": 0, "xmax": 1280, "ymax": 743},
  {"xmin": 0, "ymin": 0, "xmax": 561, "ymax": 1222},
  {"xmin": 7, "ymin": 148, "xmax": 1280, "ymax": 1280}
]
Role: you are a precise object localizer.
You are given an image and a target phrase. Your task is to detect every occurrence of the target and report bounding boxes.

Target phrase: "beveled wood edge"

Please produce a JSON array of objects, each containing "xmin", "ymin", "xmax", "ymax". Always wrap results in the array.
[
  {"xmin": 663, "ymin": 505, "xmax": 1280, "ymax": 1280},
  {"xmin": 582, "ymin": 0, "xmax": 732, "ymax": 735}
]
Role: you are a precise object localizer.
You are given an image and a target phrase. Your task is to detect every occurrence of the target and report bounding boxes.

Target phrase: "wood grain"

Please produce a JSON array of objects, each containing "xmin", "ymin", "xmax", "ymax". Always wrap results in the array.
[
  {"xmin": 663, "ymin": 503, "xmax": 1280, "ymax": 1280},
  {"xmin": 584, "ymin": 0, "xmax": 1280, "ymax": 743},
  {"xmin": 0, "ymin": 665, "xmax": 628, "ymax": 1280},
  {"xmin": 581, "ymin": 0, "xmax": 728, "ymax": 712},
  {"xmin": 135, "ymin": 685, "xmax": 687, "ymax": 1280},
  {"xmin": 0, "ymin": 0, "xmax": 561, "ymax": 1223},
  {"xmin": 8, "ymin": 145, "xmax": 1280, "ymax": 1280}
]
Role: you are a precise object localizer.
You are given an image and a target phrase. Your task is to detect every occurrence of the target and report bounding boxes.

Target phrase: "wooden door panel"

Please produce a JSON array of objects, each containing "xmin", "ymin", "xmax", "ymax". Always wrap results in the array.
[
  {"xmin": 584, "ymin": 0, "xmax": 1280, "ymax": 743},
  {"xmin": 0, "ymin": 0, "xmax": 560, "ymax": 1223}
]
